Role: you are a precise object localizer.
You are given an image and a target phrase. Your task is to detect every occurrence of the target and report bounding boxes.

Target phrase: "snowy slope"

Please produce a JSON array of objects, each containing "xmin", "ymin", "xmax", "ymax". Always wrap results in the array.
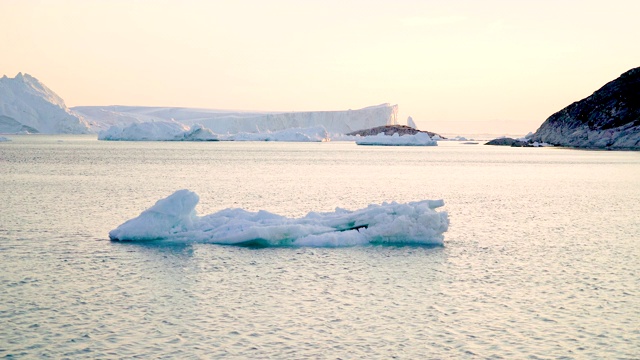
[
  {"xmin": 0, "ymin": 73, "xmax": 90, "ymax": 134},
  {"xmin": 75, "ymin": 104, "xmax": 398, "ymax": 134}
]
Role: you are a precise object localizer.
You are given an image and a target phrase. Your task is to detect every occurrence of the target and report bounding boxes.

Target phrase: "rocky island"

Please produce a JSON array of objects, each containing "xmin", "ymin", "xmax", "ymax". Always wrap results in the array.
[
  {"xmin": 484, "ymin": 137, "xmax": 531, "ymax": 147},
  {"xmin": 347, "ymin": 124, "xmax": 443, "ymax": 139}
]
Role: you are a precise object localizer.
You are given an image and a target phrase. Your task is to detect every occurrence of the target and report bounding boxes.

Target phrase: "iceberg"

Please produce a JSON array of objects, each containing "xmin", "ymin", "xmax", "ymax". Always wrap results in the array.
[
  {"xmin": 98, "ymin": 120, "xmax": 219, "ymax": 141},
  {"xmin": 109, "ymin": 190, "xmax": 449, "ymax": 247},
  {"xmin": 0, "ymin": 73, "xmax": 90, "ymax": 134},
  {"xmin": 407, "ymin": 116, "xmax": 417, "ymax": 129},
  {"xmin": 226, "ymin": 126, "xmax": 329, "ymax": 142},
  {"xmin": 0, "ymin": 136, "xmax": 11, "ymax": 142},
  {"xmin": 355, "ymin": 132, "xmax": 437, "ymax": 146},
  {"xmin": 98, "ymin": 121, "xmax": 330, "ymax": 142}
]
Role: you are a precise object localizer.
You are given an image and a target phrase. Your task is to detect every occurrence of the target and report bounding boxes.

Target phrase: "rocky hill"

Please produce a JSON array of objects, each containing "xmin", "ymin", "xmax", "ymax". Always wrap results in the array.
[{"xmin": 530, "ymin": 67, "xmax": 640, "ymax": 149}]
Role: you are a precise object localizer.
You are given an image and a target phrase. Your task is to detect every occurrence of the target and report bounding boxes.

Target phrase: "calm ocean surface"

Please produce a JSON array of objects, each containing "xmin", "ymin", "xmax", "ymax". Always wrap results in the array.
[{"xmin": 1, "ymin": 135, "xmax": 639, "ymax": 359}]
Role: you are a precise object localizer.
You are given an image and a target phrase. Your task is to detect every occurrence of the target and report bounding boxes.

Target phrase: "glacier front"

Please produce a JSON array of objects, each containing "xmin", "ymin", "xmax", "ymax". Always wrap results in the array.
[
  {"xmin": 76, "ymin": 104, "xmax": 398, "ymax": 135},
  {"xmin": 0, "ymin": 72, "xmax": 398, "ymax": 135},
  {"xmin": 109, "ymin": 190, "xmax": 449, "ymax": 247}
]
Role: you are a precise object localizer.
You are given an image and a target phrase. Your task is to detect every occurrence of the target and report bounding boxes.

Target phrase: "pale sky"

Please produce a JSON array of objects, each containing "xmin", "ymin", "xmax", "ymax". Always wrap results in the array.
[{"xmin": 1, "ymin": 0, "xmax": 638, "ymax": 134}]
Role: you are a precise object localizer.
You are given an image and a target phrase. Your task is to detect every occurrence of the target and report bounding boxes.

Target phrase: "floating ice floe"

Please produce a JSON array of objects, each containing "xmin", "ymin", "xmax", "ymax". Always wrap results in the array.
[
  {"xmin": 355, "ymin": 132, "xmax": 437, "ymax": 146},
  {"xmin": 435, "ymin": 135, "xmax": 472, "ymax": 141},
  {"xmin": 109, "ymin": 190, "xmax": 449, "ymax": 247}
]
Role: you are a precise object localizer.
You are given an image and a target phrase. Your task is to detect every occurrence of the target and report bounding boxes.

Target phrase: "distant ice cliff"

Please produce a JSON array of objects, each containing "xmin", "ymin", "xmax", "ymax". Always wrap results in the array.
[
  {"xmin": 1, "ymin": 72, "xmax": 398, "ymax": 136},
  {"xmin": 77, "ymin": 104, "xmax": 398, "ymax": 135},
  {"xmin": 98, "ymin": 121, "xmax": 331, "ymax": 142}
]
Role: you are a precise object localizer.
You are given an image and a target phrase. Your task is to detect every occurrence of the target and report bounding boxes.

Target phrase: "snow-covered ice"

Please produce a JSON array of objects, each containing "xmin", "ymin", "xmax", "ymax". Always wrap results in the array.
[
  {"xmin": 0, "ymin": 73, "xmax": 90, "ymax": 134},
  {"xmin": 355, "ymin": 132, "xmax": 437, "ymax": 146},
  {"xmin": 109, "ymin": 190, "xmax": 449, "ymax": 247}
]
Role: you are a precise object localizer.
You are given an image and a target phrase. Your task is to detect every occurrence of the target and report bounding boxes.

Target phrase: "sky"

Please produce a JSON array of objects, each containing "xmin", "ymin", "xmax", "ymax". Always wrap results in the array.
[{"xmin": 1, "ymin": 0, "xmax": 639, "ymax": 135}]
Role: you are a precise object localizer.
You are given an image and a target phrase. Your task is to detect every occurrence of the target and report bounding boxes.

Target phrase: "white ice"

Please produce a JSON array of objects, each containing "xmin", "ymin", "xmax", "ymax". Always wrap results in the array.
[
  {"xmin": 0, "ymin": 73, "xmax": 90, "ymax": 134},
  {"xmin": 223, "ymin": 126, "xmax": 330, "ymax": 142},
  {"xmin": 435, "ymin": 135, "xmax": 467, "ymax": 141},
  {"xmin": 407, "ymin": 116, "xmax": 417, "ymax": 129},
  {"xmin": 78, "ymin": 103, "xmax": 398, "ymax": 134},
  {"xmin": 98, "ymin": 121, "xmax": 331, "ymax": 142},
  {"xmin": 109, "ymin": 190, "xmax": 449, "ymax": 247},
  {"xmin": 98, "ymin": 120, "xmax": 221, "ymax": 141},
  {"xmin": 2, "ymin": 72, "xmax": 398, "ymax": 136},
  {"xmin": 355, "ymin": 132, "xmax": 437, "ymax": 146},
  {"xmin": 516, "ymin": 132, "xmax": 534, "ymax": 142}
]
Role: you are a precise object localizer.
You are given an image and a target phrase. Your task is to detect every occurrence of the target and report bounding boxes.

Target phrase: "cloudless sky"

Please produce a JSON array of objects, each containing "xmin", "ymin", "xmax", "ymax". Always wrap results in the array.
[{"xmin": 1, "ymin": 0, "xmax": 638, "ymax": 134}]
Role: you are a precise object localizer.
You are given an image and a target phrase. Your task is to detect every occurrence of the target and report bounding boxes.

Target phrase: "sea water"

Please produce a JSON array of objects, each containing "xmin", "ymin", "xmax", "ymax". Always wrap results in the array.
[{"xmin": 1, "ymin": 135, "xmax": 639, "ymax": 358}]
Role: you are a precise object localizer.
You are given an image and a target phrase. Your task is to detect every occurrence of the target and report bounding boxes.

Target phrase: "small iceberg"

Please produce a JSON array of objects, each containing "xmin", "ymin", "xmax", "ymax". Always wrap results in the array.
[
  {"xmin": 98, "ymin": 121, "xmax": 331, "ymax": 142},
  {"xmin": 0, "ymin": 136, "xmax": 11, "ymax": 142},
  {"xmin": 355, "ymin": 132, "xmax": 437, "ymax": 146},
  {"xmin": 227, "ymin": 126, "xmax": 329, "ymax": 142},
  {"xmin": 109, "ymin": 190, "xmax": 449, "ymax": 247},
  {"xmin": 98, "ymin": 120, "xmax": 219, "ymax": 141}
]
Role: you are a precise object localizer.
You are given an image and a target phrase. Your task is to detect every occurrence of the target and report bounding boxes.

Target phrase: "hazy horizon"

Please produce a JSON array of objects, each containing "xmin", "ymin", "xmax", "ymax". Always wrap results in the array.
[{"xmin": 2, "ymin": 0, "xmax": 638, "ymax": 134}]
